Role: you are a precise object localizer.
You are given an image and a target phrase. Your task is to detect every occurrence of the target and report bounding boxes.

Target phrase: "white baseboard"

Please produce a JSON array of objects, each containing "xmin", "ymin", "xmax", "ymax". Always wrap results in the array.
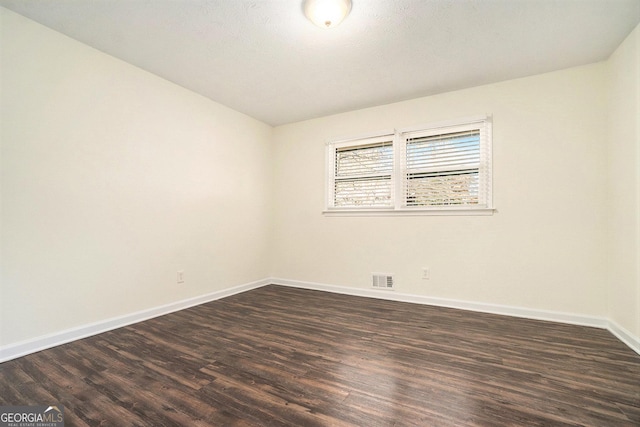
[
  {"xmin": 0, "ymin": 278, "xmax": 270, "ymax": 363},
  {"xmin": 270, "ymin": 277, "xmax": 640, "ymax": 356},
  {"xmin": 2, "ymin": 277, "xmax": 639, "ymax": 362},
  {"xmin": 608, "ymin": 320, "xmax": 640, "ymax": 355},
  {"xmin": 270, "ymin": 277, "xmax": 609, "ymax": 328}
]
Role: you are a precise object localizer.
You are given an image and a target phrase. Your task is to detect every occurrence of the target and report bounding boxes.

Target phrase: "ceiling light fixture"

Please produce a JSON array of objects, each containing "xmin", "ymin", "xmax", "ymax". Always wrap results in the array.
[{"xmin": 303, "ymin": 0, "xmax": 352, "ymax": 29}]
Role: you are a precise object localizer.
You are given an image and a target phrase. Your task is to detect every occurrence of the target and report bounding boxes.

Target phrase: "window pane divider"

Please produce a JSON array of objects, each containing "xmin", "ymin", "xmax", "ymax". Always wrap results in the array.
[{"xmin": 406, "ymin": 164, "xmax": 480, "ymax": 175}]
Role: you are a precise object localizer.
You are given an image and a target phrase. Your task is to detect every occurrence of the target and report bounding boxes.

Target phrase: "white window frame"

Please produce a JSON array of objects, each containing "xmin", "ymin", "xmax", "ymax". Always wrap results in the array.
[{"xmin": 324, "ymin": 116, "xmax": 494, "ymax": 216}]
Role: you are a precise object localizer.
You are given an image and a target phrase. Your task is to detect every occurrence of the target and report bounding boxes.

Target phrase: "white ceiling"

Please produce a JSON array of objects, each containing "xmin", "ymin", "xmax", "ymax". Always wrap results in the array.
[{"xmin": 2, "ymin": 0, "xmax": 639, "ymax": 126}]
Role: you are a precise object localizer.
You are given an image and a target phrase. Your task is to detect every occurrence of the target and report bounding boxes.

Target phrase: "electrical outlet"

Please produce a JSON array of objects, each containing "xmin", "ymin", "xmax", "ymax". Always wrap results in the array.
[
  {"xmin": 177, "ymin": 270, "xmax": 185, "ymax": 284},
  {"xmin": 422, "ymin": 268, "xmax": 430, "ymax": 280}
]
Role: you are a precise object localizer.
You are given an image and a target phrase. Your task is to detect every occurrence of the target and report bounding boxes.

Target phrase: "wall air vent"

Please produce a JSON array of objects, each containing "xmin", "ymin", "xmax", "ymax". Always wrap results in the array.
[{"xmin": 372, "ymin": 273, "xmax": 394, "ymax": 290}]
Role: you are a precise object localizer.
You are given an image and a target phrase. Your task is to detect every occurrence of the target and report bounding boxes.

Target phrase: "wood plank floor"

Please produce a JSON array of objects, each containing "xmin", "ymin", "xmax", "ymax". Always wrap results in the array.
[{"xmin": 1, "ymin": 285, "xmax": 639, "ymax": 426}]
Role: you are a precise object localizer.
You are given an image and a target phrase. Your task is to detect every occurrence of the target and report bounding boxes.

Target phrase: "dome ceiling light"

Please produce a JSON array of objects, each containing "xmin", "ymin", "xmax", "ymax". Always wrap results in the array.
[{"xmin": 303, "ymin": 0, "xmax": 352, "ymax": 29}]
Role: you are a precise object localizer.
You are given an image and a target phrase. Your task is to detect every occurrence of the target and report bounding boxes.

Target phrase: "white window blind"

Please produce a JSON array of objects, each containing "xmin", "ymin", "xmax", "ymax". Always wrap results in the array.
[
  {"xmin": 403, "ymin": 129, "xmax": 483, "ymax": 207},
  {"xmin": 325, "ymin": 116, "xmax": 492, "ymax": 215},
  {"xmin": 331, "ymin": 137, "xmax": 393, "ymax": 208}
]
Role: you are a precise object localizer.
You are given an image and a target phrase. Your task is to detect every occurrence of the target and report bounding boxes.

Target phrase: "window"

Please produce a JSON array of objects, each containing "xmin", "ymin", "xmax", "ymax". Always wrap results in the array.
[
  {"xmin": 330, "ymin": 135, "xmax": 394, "ymax": 209},
  {"xmin": 325, "ymin": 116, "xmax": 492, "ymax": 215}
]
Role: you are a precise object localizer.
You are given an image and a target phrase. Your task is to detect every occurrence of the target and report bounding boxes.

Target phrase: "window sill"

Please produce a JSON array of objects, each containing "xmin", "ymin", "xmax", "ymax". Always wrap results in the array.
[{"xmin": 322, "ymin": 208, "xmax": 496, "ymax": 217}]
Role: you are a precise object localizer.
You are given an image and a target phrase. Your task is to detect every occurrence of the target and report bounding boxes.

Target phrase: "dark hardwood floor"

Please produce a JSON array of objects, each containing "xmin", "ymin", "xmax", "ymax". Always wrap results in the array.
[{"xmin": 1, "ymin": 285, "xmax": 639, "ymax": 426}]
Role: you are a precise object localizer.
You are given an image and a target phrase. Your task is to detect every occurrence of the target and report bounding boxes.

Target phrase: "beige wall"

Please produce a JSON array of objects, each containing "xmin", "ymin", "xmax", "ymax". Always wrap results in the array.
[
  {"xmin": 0, "ymin": 8, "xmax": 273, "ymax": 346},
  {"xmin": 272, "ymin": 64, "xmax": 609, "ymax": 317},
  {"xmin": 607, "ymin": 23, "xmax": 640, "ymax": 338}
]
